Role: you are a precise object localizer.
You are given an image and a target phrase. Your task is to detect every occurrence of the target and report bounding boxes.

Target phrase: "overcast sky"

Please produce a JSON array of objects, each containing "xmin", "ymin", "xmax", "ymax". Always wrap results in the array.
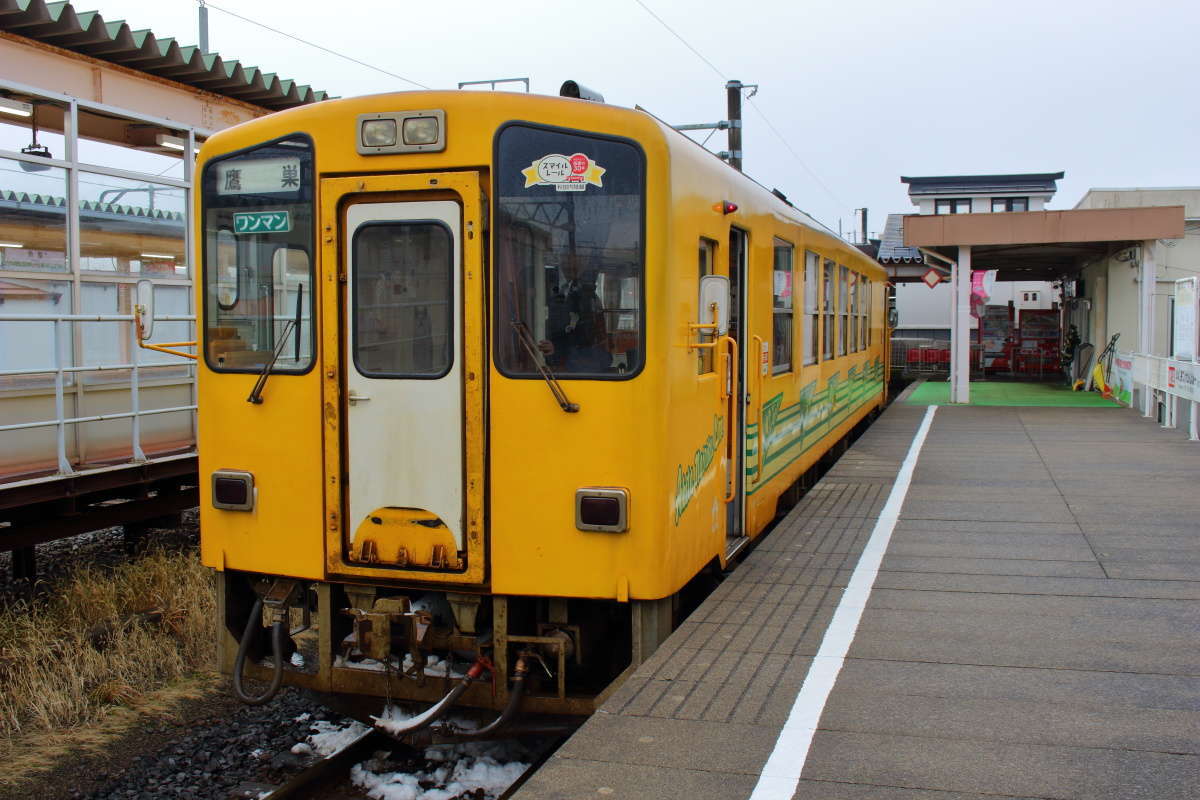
[{"xmin": 80, "ymin": 0, "xmax": 1200, "ymax": 237}]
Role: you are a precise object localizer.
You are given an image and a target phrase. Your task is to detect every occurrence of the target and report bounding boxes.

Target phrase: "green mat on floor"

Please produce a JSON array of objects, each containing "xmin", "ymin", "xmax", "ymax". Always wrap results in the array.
[{"xmin": 905, "ymin": 380, "xmax": 1122, "ymax": 407}]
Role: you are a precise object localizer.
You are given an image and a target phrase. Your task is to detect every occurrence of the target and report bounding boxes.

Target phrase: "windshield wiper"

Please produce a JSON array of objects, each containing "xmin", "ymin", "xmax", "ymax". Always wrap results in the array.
[
  {"xmin": 248, "ymin": 285, "xmax": 303, "ymax": 405},
  {"xmin": 511, "ymin": 320, "xmax": 579, "ymax": 413},
  {"xmin": 247, "ymin": 319, "xmax": 297, "ymax": 405}
]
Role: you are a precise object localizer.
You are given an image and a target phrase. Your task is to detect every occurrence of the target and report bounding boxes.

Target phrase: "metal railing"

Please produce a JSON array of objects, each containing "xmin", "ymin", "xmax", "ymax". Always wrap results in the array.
[
  {"xmin": 1131, "ymin": 353, "xmax": 1200, "ymax": 441},
  {"xmin": 0, "ymin": 312, "xmax": 196, "ymax": 476}
]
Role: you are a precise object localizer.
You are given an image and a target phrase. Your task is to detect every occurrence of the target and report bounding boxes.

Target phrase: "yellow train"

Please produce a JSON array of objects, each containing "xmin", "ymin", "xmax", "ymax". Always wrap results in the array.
[{"xmin": 189, "ymin": 85, "xmax": 887, "ymax": 729}]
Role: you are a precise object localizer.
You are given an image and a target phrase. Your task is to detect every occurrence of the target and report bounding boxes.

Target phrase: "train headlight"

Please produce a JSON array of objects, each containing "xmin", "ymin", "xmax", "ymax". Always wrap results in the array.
[
  {"xmin": 576, "ymin": 488, "xmax": 628, "ymax": 533},
  {"xmin": 402, "ymin": 116, "xmax": 439, "ymax": 145},
  {"xmin": 361, "ymin": 119, "xmax": 397, "ymax": 148},
  {"xmin": 212, "ymin": 470, "xmax": 255, "ymax": 511},
  {"xmin": 356, "ymin": 110, "xmax": 446, "ymax": 154}
]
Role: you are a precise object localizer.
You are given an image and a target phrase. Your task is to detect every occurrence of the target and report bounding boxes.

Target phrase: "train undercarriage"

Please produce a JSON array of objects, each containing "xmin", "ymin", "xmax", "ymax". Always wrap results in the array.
[{"xmin": 218, "ymin": 571, "xmax": 689, "ymax": 739}]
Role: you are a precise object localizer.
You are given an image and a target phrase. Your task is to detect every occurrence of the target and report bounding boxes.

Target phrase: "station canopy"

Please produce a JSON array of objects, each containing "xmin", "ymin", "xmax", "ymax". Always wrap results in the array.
[{"xmin": 901, "ymin": 206, "xmax": 1185, "ymax": 280}]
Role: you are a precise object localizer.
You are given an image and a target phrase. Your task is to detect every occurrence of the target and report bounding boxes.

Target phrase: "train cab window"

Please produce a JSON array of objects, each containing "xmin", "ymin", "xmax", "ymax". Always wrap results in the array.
[
  {"xmin": 494, "ymin": 124, "xmax": 645, "ymax": 379},
  {"xmin": 837, "ymin": 265, "xmax": 848, "ymax": 357},
  {"xmin": 822, "ymin": 258, "xmax": 835, "ymax": 361},
  {"xmin": 772, "ymin": 240, "xmax": 794, "ymax": 374},
  {"xmin": 698, "ymin": 238, "xmax": 716, "ymax": 374},
  {"xmin": 201, "ymin": 135, "xmax": 315, "ymax": 373},
  {"xmin": 804, "ymin": 251, "xmax": 819, "ymax": 365},
  {"xmin": 352, "ymin": 222, "xmax": 452, "ymax": 377}
]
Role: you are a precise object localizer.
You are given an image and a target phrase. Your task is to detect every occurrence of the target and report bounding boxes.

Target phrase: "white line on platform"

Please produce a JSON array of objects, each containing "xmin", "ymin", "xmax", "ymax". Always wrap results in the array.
[{"xmin": 747, "ymin": 404, "xmax": 938, "ymax": 800}]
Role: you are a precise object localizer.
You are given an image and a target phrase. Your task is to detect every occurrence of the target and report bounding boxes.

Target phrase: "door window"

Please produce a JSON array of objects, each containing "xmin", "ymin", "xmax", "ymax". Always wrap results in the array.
[{"xmin": 352, "ymin": 221, "xmax": 453, "ymax": 378}]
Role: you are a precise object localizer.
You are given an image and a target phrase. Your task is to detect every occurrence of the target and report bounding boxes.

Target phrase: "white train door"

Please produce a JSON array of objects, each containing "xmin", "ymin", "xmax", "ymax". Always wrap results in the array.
[{"xmin": 343, "ymin": 200, "xmax": 464, "ymax": 559}]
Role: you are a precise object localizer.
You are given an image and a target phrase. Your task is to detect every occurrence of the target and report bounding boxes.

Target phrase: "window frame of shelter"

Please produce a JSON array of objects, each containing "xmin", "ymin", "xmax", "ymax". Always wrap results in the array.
[
  {"xmin": 771, "ymin": 238, "xmax": 794, "ymax": 375},
  {"xmin": 697, "ymin": 237, "xmax": 717, "ymax": 374},
  {"xmin": 804, "ymin": 251, "xmax": 819, "ymax": 366}
]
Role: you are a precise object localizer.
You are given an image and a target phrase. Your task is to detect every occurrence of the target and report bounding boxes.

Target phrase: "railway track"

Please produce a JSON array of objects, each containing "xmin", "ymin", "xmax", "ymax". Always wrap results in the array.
[{"xmin": 245, "ymin": 728, "xmax": 388, "ymax": 799}]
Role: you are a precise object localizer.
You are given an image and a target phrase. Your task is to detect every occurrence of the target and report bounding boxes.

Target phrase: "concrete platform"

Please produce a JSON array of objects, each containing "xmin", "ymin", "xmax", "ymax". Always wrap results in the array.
[{"xmin": 513, "ymin": 400, "xmax": 1200, "ymax": 800}]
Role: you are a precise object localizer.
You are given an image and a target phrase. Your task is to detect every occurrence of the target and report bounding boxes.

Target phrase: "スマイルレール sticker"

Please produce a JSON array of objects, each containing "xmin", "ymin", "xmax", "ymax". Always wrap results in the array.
[{"xmin": 521, "ymin": 153, "xmax": 606, "ymax": 192}]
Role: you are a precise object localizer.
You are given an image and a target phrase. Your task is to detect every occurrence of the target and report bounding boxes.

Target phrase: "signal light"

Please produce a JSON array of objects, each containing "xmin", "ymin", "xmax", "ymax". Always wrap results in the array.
[{"xmin": 713, "ymin": 201, "xmax": 738, "ymax": 215}]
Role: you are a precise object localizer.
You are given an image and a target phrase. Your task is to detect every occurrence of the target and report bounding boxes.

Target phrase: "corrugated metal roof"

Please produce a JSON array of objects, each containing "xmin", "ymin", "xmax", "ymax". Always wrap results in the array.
[
  {"xmin": 0, "ymin": 0, "xmax": 327, "ymax": 110},
  {"xmin": 1, "ymin": 187, "xmax": 183, "ymax": 222},
  {"xmin": 877, "ymin": 213, "xmax": 924, "ymax": 264}
]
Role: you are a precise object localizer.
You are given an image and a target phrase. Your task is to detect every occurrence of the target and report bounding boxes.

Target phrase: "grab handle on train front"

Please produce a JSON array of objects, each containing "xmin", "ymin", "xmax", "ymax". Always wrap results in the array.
[
  {"xmin": 751, "ymin": 334, "xmax": 765, "ymax": 484},
  {"xmin": 719, "ymin": 334, "xmax": 737, "ymax": 503}
]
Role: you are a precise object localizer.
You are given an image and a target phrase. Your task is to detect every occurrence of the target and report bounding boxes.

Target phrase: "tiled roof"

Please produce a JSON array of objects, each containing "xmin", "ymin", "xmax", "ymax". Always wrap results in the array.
[
  {"xmin": 877, "ymin": 213, "xmax": 923, "ymax": 264},
  {"xmin": 0, "ymin": 0, "xmax": 327, "ymax": 110},
  {"xmin": 901, "ymin": 172, "xmax": 1064, "ymax": 196}
]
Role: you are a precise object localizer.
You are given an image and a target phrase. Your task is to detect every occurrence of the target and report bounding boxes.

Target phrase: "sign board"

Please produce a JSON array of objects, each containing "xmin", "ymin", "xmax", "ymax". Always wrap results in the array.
[
  {"xmin": 921, "ymin": 268, "xmax": 942, "ymax": 289},
  {"xmin": 1173, "ymin": 277, "xmax": 1197, "ymax": 362},
  {"xmin": 215, "ymin": 156, "xmax": 302, "ymax": 196},
  {"xmin": 760, "ymin": 339, "xmax": 769, "ymax": 376},
  {"xmin": 233, "ymin": 210, "xmax": 292, "ymax": 235}
]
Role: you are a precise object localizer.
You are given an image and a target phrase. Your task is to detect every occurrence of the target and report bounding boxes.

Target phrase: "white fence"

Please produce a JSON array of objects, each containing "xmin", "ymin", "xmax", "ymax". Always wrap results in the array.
[
  {"xmin": 1131, "ymin": 353, "xmax": 1200, "ymax": 441},
  {"xmin": 0, "ymin": 312, "xmax": 196, "ymax": 477}
]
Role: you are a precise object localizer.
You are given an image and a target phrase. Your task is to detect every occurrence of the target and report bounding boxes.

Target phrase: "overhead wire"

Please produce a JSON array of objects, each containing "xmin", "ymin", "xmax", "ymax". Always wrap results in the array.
[
  {"xmin": 201, "ymin": 1, "xmax": 432, "ymax": 90},
  {"xmin": 630, "ymin": 0, "xmax": 850, "ymax": 219}
]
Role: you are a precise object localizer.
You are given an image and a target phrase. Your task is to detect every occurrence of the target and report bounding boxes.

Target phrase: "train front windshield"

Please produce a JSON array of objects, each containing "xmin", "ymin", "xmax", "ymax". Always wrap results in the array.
[
  {"xmin": 494, "ymin": 124, "xmax": 645, "ymax": 378},
  {"xmin": 200, "ymin": 136, "xmax": 315, "ymax": 373}
]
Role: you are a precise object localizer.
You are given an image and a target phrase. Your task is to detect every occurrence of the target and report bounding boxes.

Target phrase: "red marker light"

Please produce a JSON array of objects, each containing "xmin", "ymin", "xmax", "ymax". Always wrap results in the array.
[{"xmin": 712, "ymin": 201, "xmax": 738, "ymax": 215}]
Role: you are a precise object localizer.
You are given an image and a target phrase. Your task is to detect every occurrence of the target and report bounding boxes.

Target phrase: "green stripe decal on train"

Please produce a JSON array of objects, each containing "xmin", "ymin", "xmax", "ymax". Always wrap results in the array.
[{"xmin": 743, "ymin": 357, "xmax": 883, "ymax": 492}]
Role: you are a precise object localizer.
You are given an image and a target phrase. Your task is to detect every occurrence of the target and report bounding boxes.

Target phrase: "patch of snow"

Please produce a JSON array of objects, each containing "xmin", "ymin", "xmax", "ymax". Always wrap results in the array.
[
  {"xmin": 249, "ymin": 748, "xmax": 265, "ymax": 759},
  {"xmin": 350, "ymin": 748, "xmax": 529, "ymax": 800},
  {"xmin": 291, "ymin": 651, "xmax": 306, "ymax": 667},
  {"xmin": 293, "ymin": 712, "xmax": 312, "ymax": 723},
  {"xmin": 290, "ymin": 741, "xmax": 313, "ymax": 756},
  {"xmin": 402, "ymin": 652, "xmax": 466, "ymax": 679},
  {"xmin": 306, "ymin": 718, "xmax": 371, "ymax": 757}
]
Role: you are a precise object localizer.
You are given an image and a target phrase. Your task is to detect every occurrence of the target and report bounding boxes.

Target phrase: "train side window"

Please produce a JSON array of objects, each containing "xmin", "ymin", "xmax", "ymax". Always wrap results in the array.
[
  {"xmin": 837, "ymin": 265, "xmax": 848, "ymax": 357},
  {"xmin": 772, "ymin": 239, "xmax": 793, "ymax": 374},
  {"xmin": 859, "ymin": 278, "xmax": 869, "ymax": 351},
  {"xmin": 847, "ymin": 270, "xmax": 858, "ymax": 353},
  {"xmin": 822, "ymin": 258, "xmax": 834, "ymax": 361},
  {"xmin": 698, "ymin": 238, "xmax": 717, "ymax": 374},
  {"xmin": 864, "ymin": 279, "xmax": 872, "ymax": 348},
  {"xmin": 804, "ymin": 251, "xmax": 818, "ymax": 365}
]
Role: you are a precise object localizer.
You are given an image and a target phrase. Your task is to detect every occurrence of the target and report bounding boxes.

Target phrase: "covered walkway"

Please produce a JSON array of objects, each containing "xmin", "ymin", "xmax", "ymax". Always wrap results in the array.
[{"xmin": 902, "ymin": 203, "xmax": 1185, "ymax": 405}]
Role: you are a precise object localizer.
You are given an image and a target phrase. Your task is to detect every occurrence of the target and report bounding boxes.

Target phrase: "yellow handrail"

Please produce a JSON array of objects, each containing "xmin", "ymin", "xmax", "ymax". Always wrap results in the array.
[{"xmin": 134, "ymin": 306, "xmax": 197, "ymax": 361}]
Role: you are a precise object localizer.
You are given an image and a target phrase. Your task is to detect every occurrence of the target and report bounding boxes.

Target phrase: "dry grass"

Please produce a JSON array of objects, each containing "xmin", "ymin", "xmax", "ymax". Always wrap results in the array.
[{"xmin": 0, "ymin": 548, "xmax": 216, "ymax": 761}]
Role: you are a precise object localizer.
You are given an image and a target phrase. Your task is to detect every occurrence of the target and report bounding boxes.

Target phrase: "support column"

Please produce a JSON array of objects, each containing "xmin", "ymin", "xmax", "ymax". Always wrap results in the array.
[
  {"xmin": 1140, "ymin": 240, "xmax": 1157, "ymax": 417},
  {"xmin": 951, "ymin": 246, "xmax": 972, "ymax": 403}
]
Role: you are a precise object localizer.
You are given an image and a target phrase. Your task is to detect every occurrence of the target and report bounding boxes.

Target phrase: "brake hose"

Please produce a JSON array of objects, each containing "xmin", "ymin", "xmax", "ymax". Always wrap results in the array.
[{"xmin": 232, "ymin": 596, "xmax": 285, "ymax": 705}]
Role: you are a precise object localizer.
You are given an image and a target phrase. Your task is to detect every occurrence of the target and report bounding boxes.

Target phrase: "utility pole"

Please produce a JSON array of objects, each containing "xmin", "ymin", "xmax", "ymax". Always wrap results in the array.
[
  {"xmin": 726, "ymin": 80, "xmax": 743, "ymax": 172},
  {"xmin": 672, "ymin": 80, "xmax": 754, "ymax": 170},
  {"xmin": 198, "ymin": 0, "xmax": 209, "ymax": 54}
]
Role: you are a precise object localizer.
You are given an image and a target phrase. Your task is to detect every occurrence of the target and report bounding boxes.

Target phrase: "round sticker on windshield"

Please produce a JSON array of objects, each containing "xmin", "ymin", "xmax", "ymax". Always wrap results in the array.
[{"xmin": 522, "ymin": 153, "xmax": 606, "ymax": 192}]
